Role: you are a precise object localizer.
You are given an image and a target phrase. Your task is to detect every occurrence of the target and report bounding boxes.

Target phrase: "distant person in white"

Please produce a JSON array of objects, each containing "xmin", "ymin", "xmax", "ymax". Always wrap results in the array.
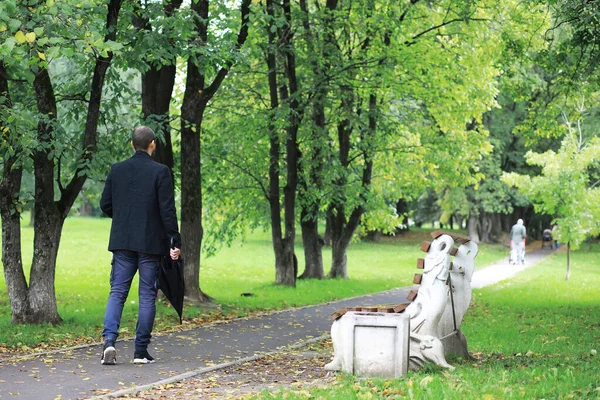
[{"xmin": 510, "ymin": 219, "xmax": 526, "ymax": 265}]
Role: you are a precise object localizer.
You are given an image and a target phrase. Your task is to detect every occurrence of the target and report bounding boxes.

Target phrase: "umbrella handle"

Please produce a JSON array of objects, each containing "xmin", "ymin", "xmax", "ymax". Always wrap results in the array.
[{"xmin": 170, "ymin": 236, "xmax": 175, "ymax": 249}]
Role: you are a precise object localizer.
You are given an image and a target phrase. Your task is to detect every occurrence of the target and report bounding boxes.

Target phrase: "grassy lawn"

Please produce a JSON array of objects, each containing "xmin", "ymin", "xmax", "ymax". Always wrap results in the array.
[
  {"xmin": 0, "ymin": 216, "xmax": 506, "ymax": 352},
  {"xmin": 249, "ymin": 245, "xmax": 600, "ymax": 399}
]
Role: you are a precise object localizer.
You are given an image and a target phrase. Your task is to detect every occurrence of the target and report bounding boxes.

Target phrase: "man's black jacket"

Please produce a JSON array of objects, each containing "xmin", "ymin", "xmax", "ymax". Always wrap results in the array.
[{"xmin": 100, "ymin": 151, "xmax": 181, "ymax": 256}]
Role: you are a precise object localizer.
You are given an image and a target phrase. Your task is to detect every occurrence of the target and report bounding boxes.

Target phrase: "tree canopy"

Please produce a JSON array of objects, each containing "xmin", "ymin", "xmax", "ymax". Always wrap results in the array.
[{"xmin": 1, "ymin": 0, "xmax": 600, "ymax": 323}]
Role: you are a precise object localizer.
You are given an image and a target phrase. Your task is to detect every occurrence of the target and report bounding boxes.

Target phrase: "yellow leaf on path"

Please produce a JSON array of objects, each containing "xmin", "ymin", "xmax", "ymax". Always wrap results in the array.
[
  {"xmin": 25, "ymin": 32, "xmax": 36, "ymax": 43},
  {"xmin": 15, "ymin": 31, "xmax": 26, "ymax": 43},
  {"xmin": 82, "ymin": 377, "xmax": 90, "ymax": 381}
]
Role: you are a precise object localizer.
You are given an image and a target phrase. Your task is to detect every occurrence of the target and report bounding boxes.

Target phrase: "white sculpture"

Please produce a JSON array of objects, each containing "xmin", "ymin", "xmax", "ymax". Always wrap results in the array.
[
  {"xmin": 325, "ymin": 231, "xmax": 476, "ymax": 374},
  {"xmin": 406, "ymin": 234, "xmax": 454, "ymax": 335},
  {"xmin": 324, "ymin": 311, "xmax": 409, "ymax": 377},
  {"xmin": 438, "ymin": 241, "xmax": 478, "ymax": 358},
  {"xmin": 324, "ymin": 314, "xmax": 344, "ymax": 371},
  {"xmin": 409, "ymin": 332, "xmax": 454, "ymax": 371},
  {"xmin": 405, "ymin": 234, "xmax": 454, "ymax": 370}
]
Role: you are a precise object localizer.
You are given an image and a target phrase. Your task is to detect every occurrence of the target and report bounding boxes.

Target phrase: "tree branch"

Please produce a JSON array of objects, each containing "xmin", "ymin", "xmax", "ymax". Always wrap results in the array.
[
  {"xmin": 201, "ymin": 0, "xmax": 251, "ymax": 103},
  {"xmin": 407, "ymin": 17, "xmax": 489, "ymax": 45},
  {"xmin": 56, "ymin": 94, "xmax": 89, "ymax": 103},
  {"xmin": 204, "ymin": 151, "xmax": 269, "ymax": 201},
  {"xmin": 398, "ymin": 0, "xmax": 421, "ymax": 25},
  {"xmin": 58, "ymin": 0, "xmax": 124, "ymax": 217}
]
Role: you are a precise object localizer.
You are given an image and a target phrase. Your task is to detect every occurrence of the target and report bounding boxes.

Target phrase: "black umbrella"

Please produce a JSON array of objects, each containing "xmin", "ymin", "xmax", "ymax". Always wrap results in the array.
[{"xmin": 158, "ymin": 238, "xmax": 184, "ymax": 323}]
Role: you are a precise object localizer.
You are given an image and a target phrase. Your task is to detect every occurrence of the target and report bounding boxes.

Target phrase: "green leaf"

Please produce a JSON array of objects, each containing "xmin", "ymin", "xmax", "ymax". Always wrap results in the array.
[
  {"xmin": 8, "ymin": 19, "xmax": 21, "ymax": 32},
  {"xmin": 61, "ymin": 47, "xmax": 74, "ymax": 57},
  {"xmin": 2, "ymin": 37, "xmax": 17, "ymax": 52}
]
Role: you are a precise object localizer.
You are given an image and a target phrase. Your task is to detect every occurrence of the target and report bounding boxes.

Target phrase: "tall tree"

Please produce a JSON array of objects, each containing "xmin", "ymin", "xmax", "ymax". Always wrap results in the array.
[
  {"xmin": 179, "ymin": 0, "xmax": 250, "ymax": 301},
  {"xmin": 0, "ymin": 0, "xmax": 124, "ymax": 323},
  {"xmin": 295, "ymin": 0, "xmax": 338, "ymax": 280},
  {"xmin": 264, "ymin": 0, "xmax": 304, "ymax": 287}
]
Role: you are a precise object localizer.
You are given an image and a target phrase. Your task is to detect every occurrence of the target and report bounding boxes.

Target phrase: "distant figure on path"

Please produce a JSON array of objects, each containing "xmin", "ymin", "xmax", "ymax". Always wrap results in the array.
[
  {"xmin": 510, "ymin": 219, "xmax": 526, "ymax": 265},
  {"xmin": 100, "ymin": 126, "xmax": 181, "ymax": 365},
  {"xmin": 552, "ymin": 224, "xmax": 560, "ymax": 249},
  {"xmin": 542, "ymin": 228, "xmax": 554, "ymax": 250}
]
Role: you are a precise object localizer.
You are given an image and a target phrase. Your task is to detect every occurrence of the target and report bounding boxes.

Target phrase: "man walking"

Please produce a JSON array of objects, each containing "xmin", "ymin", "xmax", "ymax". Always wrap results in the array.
[
  {"xmin": 510, "ymin": 218, "xmax": 526, "ymax": 265},
  {"xmin": 100, "ymin": 126, "xmax": 181, "ymax": 365}
]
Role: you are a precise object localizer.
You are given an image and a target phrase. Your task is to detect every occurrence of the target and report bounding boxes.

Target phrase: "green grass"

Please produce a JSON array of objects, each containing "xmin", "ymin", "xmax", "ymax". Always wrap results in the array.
[
  {"xmin": 0, "ymin": 216, "xmax": 506, "ymax": 351},
  {"xmin": 249, "ymin": 246, "xmax": 600, "ymax": 399}
]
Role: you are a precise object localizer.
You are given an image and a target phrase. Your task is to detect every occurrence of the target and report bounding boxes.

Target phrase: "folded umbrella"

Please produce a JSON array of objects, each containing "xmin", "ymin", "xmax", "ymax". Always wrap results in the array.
[{"xmin": 158, "ymin": 238, "xmax": 184, "ymax": 324}]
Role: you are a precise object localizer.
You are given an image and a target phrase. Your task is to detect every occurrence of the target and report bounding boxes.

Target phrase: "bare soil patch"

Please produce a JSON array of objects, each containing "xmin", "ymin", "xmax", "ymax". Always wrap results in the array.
[{"xmin": 119, "ymin": 340, "xmax": 336, "ymax": 399}]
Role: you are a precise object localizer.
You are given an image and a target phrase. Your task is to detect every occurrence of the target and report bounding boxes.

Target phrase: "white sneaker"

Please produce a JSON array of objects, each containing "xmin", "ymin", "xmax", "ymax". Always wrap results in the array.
[{"xmin": 101, "ymin": 343, "xmax": 116, "ymax": 365}]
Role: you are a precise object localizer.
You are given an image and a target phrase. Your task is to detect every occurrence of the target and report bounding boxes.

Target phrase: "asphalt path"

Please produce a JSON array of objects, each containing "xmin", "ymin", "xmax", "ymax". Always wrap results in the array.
[{"xmin": 0, "ymin": 247, "xmax": 553, "ymax": 400}]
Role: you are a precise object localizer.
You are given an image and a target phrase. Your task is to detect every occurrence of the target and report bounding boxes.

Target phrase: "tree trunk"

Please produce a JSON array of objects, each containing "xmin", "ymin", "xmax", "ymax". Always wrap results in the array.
[
  {"xmin": 143, "ymin": 65, "xmax": 176, "ymax": 172},
  {"xmin": 0, "ymin": 69, "xmax": 29, "ymax": 322},
  {"xmin": 329, "ymin": 220, "xmax": 350, "ymax": 279},
  {"xmin": 25, "ymin": 204, "xmax": 64, "ymax": 324},
  {"xmin": 396, "ymin": 198, "xmax": 409, "ymax": 232},
  {"xmin": 299, "ymin": 209, "xmax": 324, "ymax": 279},
  {"xmin": 0, "ymin": 165, "xmax": 27, "ymax": 322},
  {"xmin": 180, "ymin": 61, "xmax": 210, "ymax": 302},
  {"xmin": 0, "ymin": 203, "xmax": 28, "ymax": 323},
  {"xmin": 501, "ymin": 213, "xmax": 511, "ymax": 233},
  {"xmin": 327, "ymin": 89, "xmax": 352, "ymax": 279},
  {"xmin": 264, "ymin": 0, "xmax": 299, "ymax": 287},
  {"xmin": 330, "ymin": 242, "xmax": 349, "ymax": 279},
  {"xmin": 323, "ymin": 211, "xmax": 333, "ymax": 246},
  {"xmin": 328, "ymin": 93, "xmax": 375, "ymax": 279},
  {"xmin": 179, "ymin": 164, "xmax": 209, "ymax": 302},
  {"xmin": 19, "ymin": 68, "xmax": 63, "ymax": 325},
  {"xmin": 274, "ymin": 238, "xmax": 297, "ymax": 285},
  {"xmin": 455, "ymin": 215, "xmax": 463, "ymax": 230},
  {"xmin": 489, "ymin": 213, "xmax": 502, "ymax": 242},
  {"xmin": 467, "ymin": 214, "xmax": 480, "ymax": 243},
  {"xmin": 478, "ymin": 212, "xmax": 493, "ymax": 243},
  {"xmin": 281, "ymin": 0, "xmax": 301, "ymax": 286},
  {"xmin": 565, "ymin": 241, "xmax": 570, "ymax": 281}
]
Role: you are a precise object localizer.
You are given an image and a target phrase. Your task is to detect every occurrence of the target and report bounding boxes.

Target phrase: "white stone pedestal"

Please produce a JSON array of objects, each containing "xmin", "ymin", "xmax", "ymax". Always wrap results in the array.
[{"xmin": 337, "ymin": 311, "xmax": 410, "ymax": 378}]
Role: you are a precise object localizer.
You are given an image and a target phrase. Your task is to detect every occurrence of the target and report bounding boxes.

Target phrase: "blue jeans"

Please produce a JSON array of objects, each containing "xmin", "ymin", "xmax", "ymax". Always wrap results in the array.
[{"xmin": 102, "ymin": 250, "xmax": 160, "ymax": 351}]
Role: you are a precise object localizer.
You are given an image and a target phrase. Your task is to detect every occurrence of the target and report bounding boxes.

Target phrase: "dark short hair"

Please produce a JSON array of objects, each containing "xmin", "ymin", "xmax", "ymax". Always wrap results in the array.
[{"xmin": 132, "ymin": 126, "xmax": 155, "ymax": 150}]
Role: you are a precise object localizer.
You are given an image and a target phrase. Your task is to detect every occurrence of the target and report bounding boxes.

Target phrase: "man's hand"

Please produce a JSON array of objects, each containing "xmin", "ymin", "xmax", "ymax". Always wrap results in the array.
[{"xmin": 170, "ymin": 247, "xmax": 181, "ymax": 260}]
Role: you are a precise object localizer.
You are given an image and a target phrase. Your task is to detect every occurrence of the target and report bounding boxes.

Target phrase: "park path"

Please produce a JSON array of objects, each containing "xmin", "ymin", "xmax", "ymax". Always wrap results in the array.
[{"xmin": 0, "ymin": 246, "xmax": 553, "ymax": 400}]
